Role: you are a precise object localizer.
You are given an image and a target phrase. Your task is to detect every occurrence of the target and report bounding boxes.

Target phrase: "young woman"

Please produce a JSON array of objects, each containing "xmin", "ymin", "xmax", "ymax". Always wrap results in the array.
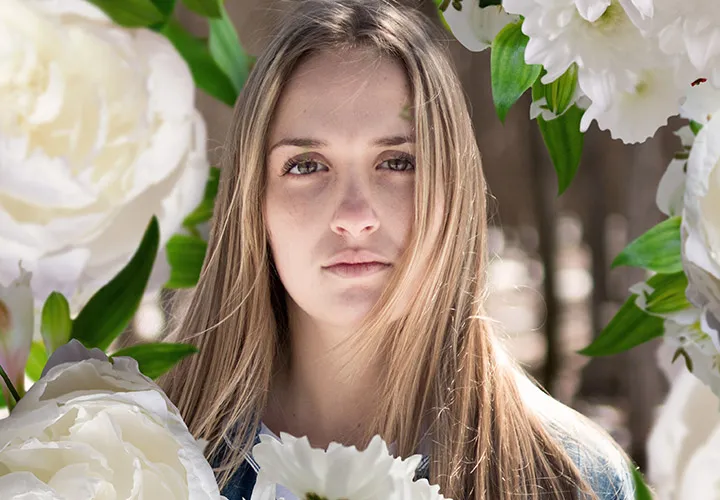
[{"xmin": 161, "ymin": 1, "xmax": 635, "ymax": 498}]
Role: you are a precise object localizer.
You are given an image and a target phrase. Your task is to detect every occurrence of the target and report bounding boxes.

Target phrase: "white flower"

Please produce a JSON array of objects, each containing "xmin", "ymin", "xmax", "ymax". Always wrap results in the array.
[
  {"xmin": 646, "ymin": 0, "xmax": 720, "ymax": 87},
  {"xmin": 681, "ymin": 111, "xmax": 720, "ymax": 347},
  {"xmin": 0, "ymin": 340, "xmax": 225, "ymax": 499},
  {"xmin": 647, "ymin": 369, "xmax": 720, "ymax": 500},
  {"xmin": 0, "ymin": 0, "xmax": 209, "ymax": 310},
  {"xmin": 578, "ymin": 66, "xmax": 684, "ymax": 143},
  {"xmin": 655, "ymin": 126, "xmax": 693, "ymax": 217},
  {"xmin": 680, "ymin": 81, "xmax": 720, "ymax": 124},
  {"xmin": 0, "ymin": 269, "xmax": 33, "ymax": 404},
  {"xmin": 502, "ymin": 0, "xmax": 655, "ymax": 83},
  {"xmin": 250, "ymin": 432, "xmax": 447, "ymax": 500},
  {"xmin": 442, "ymin": 3, "xmax": 519, "ymax": 52}
]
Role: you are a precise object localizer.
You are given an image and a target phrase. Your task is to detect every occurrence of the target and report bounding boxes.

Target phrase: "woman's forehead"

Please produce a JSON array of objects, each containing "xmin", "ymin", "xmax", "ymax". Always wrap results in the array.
[{"xmin": 269, "ymin": 49, "xmax": 413, "ymax": 144}]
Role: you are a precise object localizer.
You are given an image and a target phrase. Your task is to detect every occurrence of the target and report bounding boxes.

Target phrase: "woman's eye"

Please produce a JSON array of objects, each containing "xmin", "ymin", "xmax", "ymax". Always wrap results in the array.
[
  {"xmin": 282, "ymin": 159, "xmax": 326, "ymax": 175},
  {"xmin": 380, "ymin": 156, "xmax": 415, "ymax": 172}
]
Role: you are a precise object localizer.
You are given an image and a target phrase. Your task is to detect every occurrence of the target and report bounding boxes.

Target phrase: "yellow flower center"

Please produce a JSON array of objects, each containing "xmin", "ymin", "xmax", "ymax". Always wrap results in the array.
[{"xmin": 584, "ymin": 1, "xmax": 631, "ymax": 35}]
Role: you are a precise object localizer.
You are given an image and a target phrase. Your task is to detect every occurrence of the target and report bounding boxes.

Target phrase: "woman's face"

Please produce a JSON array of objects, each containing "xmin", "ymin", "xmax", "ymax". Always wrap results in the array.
[{"xmin": 264, "ymin": 48, "xmax": 415, "ymax": 329}]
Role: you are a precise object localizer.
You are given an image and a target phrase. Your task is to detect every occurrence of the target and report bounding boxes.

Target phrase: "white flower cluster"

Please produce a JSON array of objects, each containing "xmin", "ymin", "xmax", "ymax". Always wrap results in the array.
[
  {"xmin": 443, "ymin": 0, "xmax": 720, "ymax": 144},
  {"xmin": 632, "ymin": 85, "xmax": 720, "ymax": 397},
  {"xmin": 250, "ymin": 432, "xmax": 448, "ymax": 500}
]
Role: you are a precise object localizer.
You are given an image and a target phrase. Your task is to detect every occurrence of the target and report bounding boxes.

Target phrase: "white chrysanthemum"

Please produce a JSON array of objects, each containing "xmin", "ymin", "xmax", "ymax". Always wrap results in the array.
[
  {"xmin": 578, "ymin": 66, "xmax": 684, "ymax": 142},
  {"xmin": 250, "ymin": 433, "xmax": 446, "ymax": 500},
  {"xmin": 502, "ymin": 0, "xmax": 656, "ymax": 83},
  {"xmin": 442, "ymin": 3, "xmax": 519, "ymax": 52}
]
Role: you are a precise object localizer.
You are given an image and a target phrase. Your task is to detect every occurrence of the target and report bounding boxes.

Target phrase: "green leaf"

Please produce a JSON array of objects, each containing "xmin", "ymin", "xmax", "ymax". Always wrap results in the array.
[
  {"xmin": 110, "ymin": 342, "xmax": 199, "ymax": 379},
  {"xmin": 72, "ymin": 218, "xmax": 160, "ymax": 351},
  {"xmin": 161, "ymin": 20, "xmax": 238, "ymax": 106},
  {"xmin": 578, "ymin": 294, "xmax": 664, "ymax": 356},
  {"xmin": 645, "ymin": 272, "xmax": 691, "ymax": 314},
  {"xmin": 690, "ymin": 120, "xmax": 704, "ymax": 135},
  {"xmin": 612, "ymin": 216, "xmax": 682, "ymax": 273},
  {"xmin": 544, "ymin": 64, "xmax": 578, "ymax": 115},
  {"xmin": 40, "ymin": 292, "xmax": 72, "ymax": 356},
  {"xmin": 184, "ymin": 167, "xmax": 220, "ymax": 227},
  {"xmin": 26, "ymin": 341, "xmax": 48, "ymax": 382},
  {"xmin": 150, "ymin": 0, "xmax": 176, "ymax": 16},
  {"xmin": 181, "ymin": 0, "xmax": 221, "ymax": 18},
  {"xmin": 491, "ymin": 21, "xmax": 543, "ymax": 123},
  {"xmin": 631, "ymin": 466, "xmax": 654, "ymax": 500},
  {"xmin": 209, "ymin": 5, "xmax": 251, "ymax": 93},
  {"xmin": 479, "ymin": 0, "xmax": 502, "ymax": 6},
  {"xmin": 87, "ymin": 0, "xmax": 165, "ymax": 27},
  {"xmin": 165, "ymin": 234, "xmax": 208, "ymax": 288},
  {"xmin": 536, "ymin": 104, "xmax": 585, "ymax": 195}
]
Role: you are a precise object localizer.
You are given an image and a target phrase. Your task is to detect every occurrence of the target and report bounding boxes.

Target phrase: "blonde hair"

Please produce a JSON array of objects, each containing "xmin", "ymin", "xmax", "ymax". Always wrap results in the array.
[{"xmin": 161, "ymin": 1, "xmax": 605, "ymax": 498}]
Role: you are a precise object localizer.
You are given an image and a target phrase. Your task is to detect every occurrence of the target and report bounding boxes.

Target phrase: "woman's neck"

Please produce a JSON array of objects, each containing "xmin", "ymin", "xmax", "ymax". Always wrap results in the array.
[{"xmin": 263, "ymin": 305, "xmax": 379, "ymax": 449}]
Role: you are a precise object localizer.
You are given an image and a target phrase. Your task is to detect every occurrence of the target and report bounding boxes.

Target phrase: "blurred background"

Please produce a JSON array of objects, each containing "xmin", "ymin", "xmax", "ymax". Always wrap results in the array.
[{"xmin": 118, "ymin": 0, "xmax": 685, "ymax": 471}]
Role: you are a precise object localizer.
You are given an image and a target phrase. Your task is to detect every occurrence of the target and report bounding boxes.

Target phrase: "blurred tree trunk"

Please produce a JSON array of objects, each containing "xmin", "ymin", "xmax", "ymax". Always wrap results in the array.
[{"xmin": 528, "ymin": 119, "xmax": 562, "ymax": 395}]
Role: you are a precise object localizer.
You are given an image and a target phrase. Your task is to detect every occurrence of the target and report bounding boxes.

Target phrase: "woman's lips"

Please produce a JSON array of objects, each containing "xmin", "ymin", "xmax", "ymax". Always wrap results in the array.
[{"xmin": 323, "ymin": 262, "xmax": 391, "ymax": 278}]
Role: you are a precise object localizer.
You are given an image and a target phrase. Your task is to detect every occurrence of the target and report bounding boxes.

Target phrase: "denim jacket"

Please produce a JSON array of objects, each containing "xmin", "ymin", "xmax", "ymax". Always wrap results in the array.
[{"xmin": 218, "ymin": 380, "xmax": 635, "ymax": 499}]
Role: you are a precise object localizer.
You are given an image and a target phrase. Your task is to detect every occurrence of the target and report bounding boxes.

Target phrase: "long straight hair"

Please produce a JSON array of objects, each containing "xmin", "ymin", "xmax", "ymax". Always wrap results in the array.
[{"xmin": 161, "ymin": 1, "xmax": 605, "ymax": 498}]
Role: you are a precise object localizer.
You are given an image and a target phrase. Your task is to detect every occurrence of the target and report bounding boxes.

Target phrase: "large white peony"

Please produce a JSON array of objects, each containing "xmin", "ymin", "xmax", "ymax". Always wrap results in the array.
[
  {"xmin": 0, "ymin": 0, "xmax": 209, "ymax": 308},
  {"xmin": 0, "ymin": 340, "xmax": 225, "ymax": 499}
]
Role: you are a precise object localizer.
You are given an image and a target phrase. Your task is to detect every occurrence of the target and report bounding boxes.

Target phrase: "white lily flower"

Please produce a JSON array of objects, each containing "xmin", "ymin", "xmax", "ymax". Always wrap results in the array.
[
  {"xmin": 656, "ymin": 159, "xmax": 686, "ymax": 217},
  {"xmin": 502, "ymin": 0, "xmax": 655, "ymax": 83},
  {"xmin": 250, "ymin": 432, "xmax": 446, "ymax": 500},
  {"xmin": 442, "ymin": 3, "xmax": 519, "ymax": 52},
  {"xmin": 578, "ymin": 66, "xmax": 684, "ymax": 143}
]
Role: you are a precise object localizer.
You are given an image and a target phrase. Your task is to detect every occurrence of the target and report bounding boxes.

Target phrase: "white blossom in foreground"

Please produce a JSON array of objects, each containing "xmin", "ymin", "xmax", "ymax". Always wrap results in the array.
[
  {"xmin": 250, "ymin": 432, "xmax": 448, "ymax": 500},
  {"xmin": 0, "ymin": 340, "xmax": 225, "ymax": 499},
  {"xmin": 680, "ymin": 82, "xmax": 720, "ymax": 125},
  {"xmin": 442, "ymin": 3, "xmax": 519, "ymax": 52},
  {"xmin": 0, "ymin": 0, "xmax": 209, "ymax": 310}
]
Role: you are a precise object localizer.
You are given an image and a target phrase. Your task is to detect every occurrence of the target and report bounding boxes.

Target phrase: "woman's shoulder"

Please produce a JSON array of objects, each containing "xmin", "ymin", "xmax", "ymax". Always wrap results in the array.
[{"xmin": 515, "ymin": 373, "xmax": 636, "ymax": 500}]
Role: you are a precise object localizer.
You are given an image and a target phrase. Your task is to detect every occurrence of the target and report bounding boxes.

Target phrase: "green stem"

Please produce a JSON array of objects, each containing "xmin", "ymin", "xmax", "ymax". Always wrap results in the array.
[{"xmin": 0, "ymin": 363, "xmax": 21, "ymax": 408}]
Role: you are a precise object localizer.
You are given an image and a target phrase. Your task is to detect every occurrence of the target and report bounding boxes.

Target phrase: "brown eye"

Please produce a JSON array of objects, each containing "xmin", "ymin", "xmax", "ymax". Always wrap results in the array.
[
  {"xmin": 379, "ymin": 155, "xmax": 415, "ymax": 172},
  {"xmin": 282, "ymin": 159, "xmax": 328, "ymax": 175}
]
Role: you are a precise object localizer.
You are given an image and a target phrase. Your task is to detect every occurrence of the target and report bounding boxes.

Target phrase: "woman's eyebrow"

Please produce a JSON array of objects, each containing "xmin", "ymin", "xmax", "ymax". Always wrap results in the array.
[{"xmin": 269, "ymin": 134, "xmax": 414, "ymax": 153}]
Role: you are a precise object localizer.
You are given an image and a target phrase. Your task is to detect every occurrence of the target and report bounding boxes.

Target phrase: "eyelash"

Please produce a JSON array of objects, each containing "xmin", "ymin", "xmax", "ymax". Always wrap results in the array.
[{"xmin": 281, "ymin": 152, "xmax": 416, "ymax": 176}]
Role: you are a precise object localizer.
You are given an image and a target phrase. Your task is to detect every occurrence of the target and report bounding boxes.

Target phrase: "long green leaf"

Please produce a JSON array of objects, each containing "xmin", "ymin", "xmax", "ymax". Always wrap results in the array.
[
  {"xmin": 536, "ymin": 104, "xmax": 585, "ymax": 195},
  {"xmin": 612, "ymin": 216, "xmax": 682, "ymax": 273},
  {"xmin": 182, "ymin": 0, "xmax": 221, "ymax": 18},
  {"xmin": 544, "ymin": 64, "xmax": 578, "ymax": 115},
  {"xmin": 161, "ymin": 20, "xmax": 238, "ymax": 106},
  {"xmin": 491, "ymin": 21, "xmax": 542, "ymax": 123},
  {"xmin": 110, "ymin": 342, "xmax": 199, "ymax": 380},
  {"xmin": 165, "ymin": 234, "xmax": 208, "ymax": 288},
  {"xmin": 40, "ymin": 292, "xmax": 72, "ymax": 356},
  {"xmin": 578, "ymin": 295, "xmax": 664, "ymax": 356},
  {"xmin": 150, "ymin": 0, "xmax": 176, "ymax": 16},
  {"xmin": 184, "ymin": 167, "xmax": 220, "ymax": 227},
  {"xmin": 209, "ymin": 5, "xmax": 251, "ymax": 93},
  {"xmin": 87, "ymin": 0, "xmax": 165, "ymax": 27},
  {"xmin": 26, "ymin": 341, "xmax": 48, "ymax": 383},
  {"xmin": 645, "ymin": 272, "xmax": 691, "ymax": 314},
  {"xmin": 72, "ymin": 218, "xmax": 160, "ymax": 351}
]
